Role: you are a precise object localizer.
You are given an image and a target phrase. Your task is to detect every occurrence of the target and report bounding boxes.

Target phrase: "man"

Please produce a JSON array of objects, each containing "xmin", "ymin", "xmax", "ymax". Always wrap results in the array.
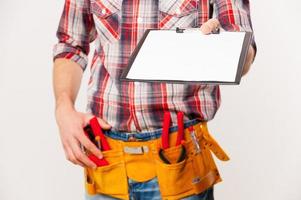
[{"xmin": 52, "ymin": 0, "xmax": 256, "ymax": 199}]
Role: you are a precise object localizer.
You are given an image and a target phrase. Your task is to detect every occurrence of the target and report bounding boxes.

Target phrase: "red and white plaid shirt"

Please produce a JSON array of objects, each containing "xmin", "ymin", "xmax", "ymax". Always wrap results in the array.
[{"xmin": 53, "ymin": 0, "xmax": 256, "ymax": 132}]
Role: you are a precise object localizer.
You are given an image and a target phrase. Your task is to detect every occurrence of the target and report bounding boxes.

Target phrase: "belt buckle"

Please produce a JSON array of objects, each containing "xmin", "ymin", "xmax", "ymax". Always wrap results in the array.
[
  {"xmin": 124, "ymin": 135, "xmax": 147, "ymax": 154},
  {"xmin": 124, "ymin": 146, "xmax": 149, "ymax": 154}
]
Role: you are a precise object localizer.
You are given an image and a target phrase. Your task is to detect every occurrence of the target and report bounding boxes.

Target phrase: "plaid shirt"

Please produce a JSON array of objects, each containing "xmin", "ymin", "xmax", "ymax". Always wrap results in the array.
[{"xmin": 53, "ymin": 0, "xmax": 256, "ymax": 132}]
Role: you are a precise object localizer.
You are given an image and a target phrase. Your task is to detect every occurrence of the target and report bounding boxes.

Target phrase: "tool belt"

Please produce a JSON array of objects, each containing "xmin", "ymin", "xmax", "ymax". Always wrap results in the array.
[{"xmin": 83, "ymin": 112, "xmax": 230, "ymax": 200}]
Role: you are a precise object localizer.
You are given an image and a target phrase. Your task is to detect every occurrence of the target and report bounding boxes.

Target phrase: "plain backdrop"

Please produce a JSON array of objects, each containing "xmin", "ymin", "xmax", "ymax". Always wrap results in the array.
[{"xmin": 0, "ymin": 0, "xmax": 300, "ymax": 200}]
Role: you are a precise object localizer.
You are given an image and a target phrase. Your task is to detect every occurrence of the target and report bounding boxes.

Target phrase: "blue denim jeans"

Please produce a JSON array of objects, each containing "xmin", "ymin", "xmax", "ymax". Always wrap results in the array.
[{"xmin": 85, "ymin": 118, "xmax": 214, "ymax": 200}]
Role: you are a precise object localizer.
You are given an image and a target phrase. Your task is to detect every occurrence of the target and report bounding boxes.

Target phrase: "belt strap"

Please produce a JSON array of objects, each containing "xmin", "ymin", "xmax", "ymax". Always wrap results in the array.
[{"xmin": 200, "ymin": 123, "xmax": 230, "ymax": 161}]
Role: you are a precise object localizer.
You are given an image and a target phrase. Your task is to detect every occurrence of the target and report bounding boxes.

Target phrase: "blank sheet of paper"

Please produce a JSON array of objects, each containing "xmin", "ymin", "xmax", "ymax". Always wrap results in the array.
[{"xmin": 123, "ymin": 30, "xmax": 249, "ymax": 84}]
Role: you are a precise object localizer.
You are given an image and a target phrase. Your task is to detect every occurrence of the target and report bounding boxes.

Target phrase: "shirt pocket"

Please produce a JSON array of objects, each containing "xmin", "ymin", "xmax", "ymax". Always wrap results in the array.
[
  {"xmin": 158, "ymin": 0, "xmax": 199, "ymax": 29},
  {"xmin": 90, "ymin": 0, "xmax": 123, "ymax": 44}
]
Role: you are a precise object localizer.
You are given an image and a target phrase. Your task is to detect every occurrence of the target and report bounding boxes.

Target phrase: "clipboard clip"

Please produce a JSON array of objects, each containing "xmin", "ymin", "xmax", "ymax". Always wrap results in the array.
[
  {"xmin": 212, "ymin": 27, "xmax": 220, "ymax": 34},
  {"xmin": 176, "ymin": 27, "xmax": 185, "ymax": 33},
  {"xmin": 175, "ymin": 27, "xmax": 220, "ymax": 34}
]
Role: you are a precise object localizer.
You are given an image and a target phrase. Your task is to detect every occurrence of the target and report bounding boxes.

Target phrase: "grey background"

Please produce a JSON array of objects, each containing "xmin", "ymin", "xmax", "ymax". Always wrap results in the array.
[{"xmin": 0, "ymin": 0, "xmax": 300, "ymax": 199}]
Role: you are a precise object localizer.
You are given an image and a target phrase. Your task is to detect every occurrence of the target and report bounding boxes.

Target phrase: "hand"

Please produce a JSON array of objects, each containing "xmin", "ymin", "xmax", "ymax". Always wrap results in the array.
[
  {"xmin": 55, "ymin": 104, "xmax": 112, "ymax": 169},
  {"xmin": 200, "ymin": 18, "xmax": 220, "ymax": 34},
  {"xmin": 241, "ymin": 44, "xmax": 255, "ymax": 76}
]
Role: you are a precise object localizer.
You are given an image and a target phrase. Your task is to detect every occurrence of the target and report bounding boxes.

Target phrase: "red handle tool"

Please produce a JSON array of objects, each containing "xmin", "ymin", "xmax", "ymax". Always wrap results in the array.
[
  {"xmin": 159, "ymin": 111, "xmax": 186, "ymax": 164},
  {"xmin": 83, "ymin": 117, "xmax": 111, "ymax": 167},
  {"xmin": 89, "ymin": 117, "xmax": 111, "ymax": 151},
  {"xmin": 161, "ymin": 111, "xmax": 185, "ymax": 150}
]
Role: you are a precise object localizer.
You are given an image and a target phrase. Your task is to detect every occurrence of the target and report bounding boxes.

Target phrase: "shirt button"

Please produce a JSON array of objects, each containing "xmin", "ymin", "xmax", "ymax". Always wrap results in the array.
[
  {"xmin": 137, "ymin": 17, "xmax": 143, "ymax": 23},
  {"xmin": 101, "ymin": 9, "xmax": 107, "ymax": 15},
  {"xmin": 175, "ymin": 8, "xmax": 181, "ymax": 15}
]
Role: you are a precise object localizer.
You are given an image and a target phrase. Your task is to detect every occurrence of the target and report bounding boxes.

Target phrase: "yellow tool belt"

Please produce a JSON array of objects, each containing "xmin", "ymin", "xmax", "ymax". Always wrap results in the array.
[{"xmin": 84, "ymin": 121, "xmax": 229, "ymax": 200}]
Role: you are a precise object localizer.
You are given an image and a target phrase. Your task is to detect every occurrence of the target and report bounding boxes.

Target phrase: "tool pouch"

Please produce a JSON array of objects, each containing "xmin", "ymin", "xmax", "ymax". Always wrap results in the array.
[
  {"xmin": 84, "ymin": 146, "xmax": 130, "ymax": 200},
  {"xmin": 153, "ymin": 122, "xmax": 230, "ymax": 200},
  {"xmin": 84, "ymin": 121, "xmax": 229, "ymax": 200}
]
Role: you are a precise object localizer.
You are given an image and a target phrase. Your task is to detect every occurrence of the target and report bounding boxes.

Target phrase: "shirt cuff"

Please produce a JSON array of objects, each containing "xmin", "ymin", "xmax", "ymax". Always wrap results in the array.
[{"xmin": 52, "ymin": 42, "xmax": 88, "ymax": 71}]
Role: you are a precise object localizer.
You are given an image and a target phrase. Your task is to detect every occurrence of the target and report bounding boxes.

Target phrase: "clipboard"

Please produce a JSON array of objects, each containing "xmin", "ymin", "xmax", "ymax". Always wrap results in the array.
[{"xmin": 120, "ymin": 28, "xmax": 253, "ymax": 85}]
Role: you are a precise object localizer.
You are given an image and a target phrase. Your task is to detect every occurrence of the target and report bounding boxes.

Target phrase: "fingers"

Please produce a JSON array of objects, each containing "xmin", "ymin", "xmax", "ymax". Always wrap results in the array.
[
  {"xmin": 200, "ymin": 18, "xmax": 220, "ymax": 34},
  {"xmin": 84, "ymin": 114, "xmax": 112, "ymax": 130},
  {"xmin": 69, "ymin": 137, "xmax": 98, "ymax": 169},
  {"xmin": 63, "ymin": 141, "xmax": 86, "ymax": 168},
  {"xmin": 77, "ymin": 129, "xmax": 103, "ymax": 159},
  {"xmin": 60, "ymin": 112, "xmax": 111, "ymax": 168},
  {"xmin": 96, "ymin": 118, "xmax": 112, "ymax": 130},
  {"xmin": 61, "ymin": 131, "xmax": 99, "ymax": 168}
]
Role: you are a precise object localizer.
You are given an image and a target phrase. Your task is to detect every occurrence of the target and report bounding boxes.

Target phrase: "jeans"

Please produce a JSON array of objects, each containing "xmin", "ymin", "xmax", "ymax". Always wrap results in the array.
[{"xmin": 84, "ymin": 118, "xmax": 214, "ymax": 200}]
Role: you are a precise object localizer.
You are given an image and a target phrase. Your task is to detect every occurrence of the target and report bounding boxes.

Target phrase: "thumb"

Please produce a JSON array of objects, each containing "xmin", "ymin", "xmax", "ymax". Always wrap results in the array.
[
  {"xmin": 200, "ymin": 18, "xmax": 220, "ymax": 34},
  {"xmin": 83, "ymin": 113, "xmax": 112, "ymax": 130}
]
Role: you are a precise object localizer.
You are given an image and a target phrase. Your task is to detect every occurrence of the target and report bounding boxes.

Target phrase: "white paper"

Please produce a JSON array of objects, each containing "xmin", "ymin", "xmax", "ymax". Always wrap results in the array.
[{"xmin": 126, "ymin": 30, "xmax": 246, "ymax": 82}]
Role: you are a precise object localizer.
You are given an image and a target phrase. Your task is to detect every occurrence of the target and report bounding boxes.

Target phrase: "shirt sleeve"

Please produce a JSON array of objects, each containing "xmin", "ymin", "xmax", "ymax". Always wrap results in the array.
[
  {"xmin": 52, "ymin": 0, "xmax": 97, "ymax": 71},
  {"xmin": 214, "ymin": 0, "xmax": 257, "ymax": 61}
]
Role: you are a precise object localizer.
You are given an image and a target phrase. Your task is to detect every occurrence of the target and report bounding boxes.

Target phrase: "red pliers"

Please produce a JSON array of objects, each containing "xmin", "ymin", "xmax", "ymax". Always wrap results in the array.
[
  {"xmin": 83, "ymin": 117, "xmax": 111, "ymax": 167},
  {"xmin": 159, "ymin": 111, "xmax": 186, "ymax": 164}
]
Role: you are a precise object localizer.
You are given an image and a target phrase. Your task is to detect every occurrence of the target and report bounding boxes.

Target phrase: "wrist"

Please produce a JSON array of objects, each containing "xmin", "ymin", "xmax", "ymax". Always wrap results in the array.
[{"xmin": 55, "ymin": 92, "xmax": 75, "ymax": 114}]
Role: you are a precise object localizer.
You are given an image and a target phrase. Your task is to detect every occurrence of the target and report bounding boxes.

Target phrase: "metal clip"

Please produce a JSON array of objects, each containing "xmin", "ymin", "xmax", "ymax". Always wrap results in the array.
[
  {"xmin": 176, "ymin": 27, "xmax": 185, "ymax": 33},
  {"xmin": 190, "ymin": 129, "xmax": 201, "ymax": 154}
]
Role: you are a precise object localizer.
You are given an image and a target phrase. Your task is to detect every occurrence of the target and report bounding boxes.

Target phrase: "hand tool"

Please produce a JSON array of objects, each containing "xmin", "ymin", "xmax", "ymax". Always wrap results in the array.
[
  {"xmin": 158, "ymin": 111, "xmax": 186, "ymax": 164},
  {"xmin": 188, "ymin": 126, "xmax": 201, "ymax": 154},
  {"xmin": 83, "ymin": 117, "xmax": 111, "ymax": 167},
  {"xmin": 95, "ymin": 136, "xmax": 101, "ymax": 150},
  {"xmin": 89, "ymin": 117, "xmax": 111, "ymax": 151}
]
